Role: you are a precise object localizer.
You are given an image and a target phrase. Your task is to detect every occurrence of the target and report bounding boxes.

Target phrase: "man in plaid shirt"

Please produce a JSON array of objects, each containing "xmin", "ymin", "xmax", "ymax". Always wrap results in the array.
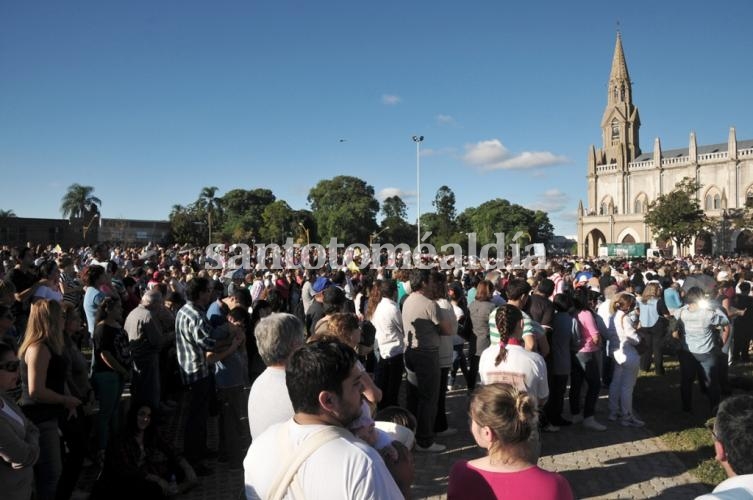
[{"xmin": 176, "ymin": 276, "xmax": 241, "ymax": 475}]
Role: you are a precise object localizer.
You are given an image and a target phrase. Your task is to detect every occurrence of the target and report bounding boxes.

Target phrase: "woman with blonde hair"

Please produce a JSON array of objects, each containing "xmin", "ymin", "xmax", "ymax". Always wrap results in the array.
[
  {"xmin": 637, "ymin": 282, "xmax": 670, "ymax": 374},
  {"xmin": 448, "ymin": 383, "xmax": 573, "ymax": 500},
  {"xmin": 19, "ymin": 299, "xmax": 81, "ymax": 500},
  {"xmin": 608, "ymin": 293, "xmax": 644, "ymax": 426}
]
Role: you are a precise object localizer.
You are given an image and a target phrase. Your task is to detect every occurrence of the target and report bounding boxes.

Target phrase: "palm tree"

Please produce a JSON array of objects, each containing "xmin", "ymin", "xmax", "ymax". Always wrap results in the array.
[
  {"xmin": 198, "ymin": 186, "xmax": 222, "ymax": 244},
  {"xmin": 60, "ymin": 184, "xmax": 102, "ymax": 220},
  {"xmin": 0, "ymin": 209, "xmax": 16, "ymax": 217},
  {"xmin": 170, "ymin": 204, "xmax": 185, "ymax": 217}
]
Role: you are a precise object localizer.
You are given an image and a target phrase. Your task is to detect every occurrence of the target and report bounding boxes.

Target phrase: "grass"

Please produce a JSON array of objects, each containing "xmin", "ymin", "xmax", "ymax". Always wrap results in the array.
[{"xmin": 633, "ymin": 358, "xmax": 752, "ymax": 487}]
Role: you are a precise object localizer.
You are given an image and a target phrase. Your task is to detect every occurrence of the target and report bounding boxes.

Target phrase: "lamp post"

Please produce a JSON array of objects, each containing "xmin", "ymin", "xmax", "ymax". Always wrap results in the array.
[
  {"xmin": 297, "ymin": 222, "xmax": 310, "ymax": 246},
  {"xmin": 412, "ymin": 135, "xmax": 424, "ymax": 249},
  {"xmin": 369, "ymin": 226, "xmax": 390, "ymax": 247}
]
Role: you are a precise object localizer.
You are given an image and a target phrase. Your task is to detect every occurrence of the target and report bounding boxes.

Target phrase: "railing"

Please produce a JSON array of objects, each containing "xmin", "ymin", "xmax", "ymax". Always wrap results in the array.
[
  {"xmin": 739, "ymin": 148, "xmax": 753, "ymax": 158},
  {"xmin": 597, "ymin": 164, "xmax": 619, "ymax": 173},
  {"xmin": 698, "ymin": 151, "xmax": 728, "ymax": 162},
  {"xmin": 662, "ymin": 156, "xmax": 689, "ymax": 167},
  {"xmin": 627, "ymin": 160, "xmax": 654, "ymax": 170}
]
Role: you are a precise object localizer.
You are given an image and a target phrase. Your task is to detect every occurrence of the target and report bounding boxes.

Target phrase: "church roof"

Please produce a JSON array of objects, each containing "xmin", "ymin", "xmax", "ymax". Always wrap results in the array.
[
  {"xmin": 633, "ymin": 138, "xmax": 753, "ymax": 162},
  {"xmin": 609, "ymin": 32, "xmax": 630, "ymax": 83}
]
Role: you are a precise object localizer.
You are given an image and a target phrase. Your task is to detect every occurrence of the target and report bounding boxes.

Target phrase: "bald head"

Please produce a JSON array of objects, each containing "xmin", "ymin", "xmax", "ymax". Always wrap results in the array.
[{"xmin": 141, "ymin": 290, "xmax": 163, "ymax": 309}]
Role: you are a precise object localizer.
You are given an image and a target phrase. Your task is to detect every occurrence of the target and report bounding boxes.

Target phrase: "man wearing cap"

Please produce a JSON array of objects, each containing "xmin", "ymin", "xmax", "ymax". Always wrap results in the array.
[{"xmin": 305, "ymin": 277, "xmax": 331, "ymax": 337}]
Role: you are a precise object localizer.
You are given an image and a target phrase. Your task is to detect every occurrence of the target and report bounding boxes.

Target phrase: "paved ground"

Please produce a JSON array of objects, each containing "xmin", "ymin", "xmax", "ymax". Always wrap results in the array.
[{"xmin": 158, "ymin": 384, "xmax": 710, "ymax": 500}]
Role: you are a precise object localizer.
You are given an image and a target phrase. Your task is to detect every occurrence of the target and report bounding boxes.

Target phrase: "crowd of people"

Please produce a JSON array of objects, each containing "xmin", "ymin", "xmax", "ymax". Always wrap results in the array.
[{"xmin": 1, "ymin": 241, "xmax": 752, "ymax": 499}]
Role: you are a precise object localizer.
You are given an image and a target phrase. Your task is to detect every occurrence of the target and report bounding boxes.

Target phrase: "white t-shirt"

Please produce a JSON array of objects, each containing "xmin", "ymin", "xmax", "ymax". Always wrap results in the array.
[
  {"xmin": 695, "ymin": 474, "xmax": 753, "ymax": 500},
  {"xmin": 244, "ymin": 419, "xmax": 403, "ymax": 500},
  {"xmin": 478, "ymin": 344, "xmax": 549, "ymax": 406},
  {"xmin": 247, "ymin": 367, "xmax": 294, "ymax": 440}
]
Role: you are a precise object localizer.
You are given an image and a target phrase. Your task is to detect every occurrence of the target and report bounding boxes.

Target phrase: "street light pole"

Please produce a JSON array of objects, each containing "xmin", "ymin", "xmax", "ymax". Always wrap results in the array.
[
  {"xmin": 369, "ymin": 226, "xmax": 390, "ymax": 247},
  {"xmin": 412, "ymin": 135, "xmax": 424, "ymax": 249}
]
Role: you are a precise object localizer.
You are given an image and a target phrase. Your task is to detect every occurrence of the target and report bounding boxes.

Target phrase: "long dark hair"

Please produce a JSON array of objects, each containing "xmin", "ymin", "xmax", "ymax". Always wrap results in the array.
[
  {"xmin": 494, "ymin": 304, "xmax": 522, "ymax": 366},
  {"xmin": 366, "ymin": 279, "xmax": 397, "ymax": 320}
]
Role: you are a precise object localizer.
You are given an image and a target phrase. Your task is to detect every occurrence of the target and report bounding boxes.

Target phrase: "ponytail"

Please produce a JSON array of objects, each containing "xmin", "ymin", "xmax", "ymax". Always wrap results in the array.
[{"xmin": 493, "ymin": 304, "xmax": 523, "ymax": 367}]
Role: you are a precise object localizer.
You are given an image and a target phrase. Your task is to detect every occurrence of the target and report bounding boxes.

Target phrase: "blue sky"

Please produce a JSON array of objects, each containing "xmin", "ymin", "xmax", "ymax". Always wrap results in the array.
[{"xmin": 2, "ymin": 1, "xmax": 753, "ymax": 238}]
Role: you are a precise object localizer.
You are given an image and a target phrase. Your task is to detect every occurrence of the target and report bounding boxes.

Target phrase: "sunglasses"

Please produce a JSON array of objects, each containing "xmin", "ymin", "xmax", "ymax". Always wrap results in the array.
[{"xmin": 0, "ymin": 360, "xmax": 20, "ymax": 372}]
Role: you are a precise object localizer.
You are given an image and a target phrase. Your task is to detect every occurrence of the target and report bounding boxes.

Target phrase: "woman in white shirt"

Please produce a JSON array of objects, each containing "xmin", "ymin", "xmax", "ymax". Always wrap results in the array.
[
  {"xmin": 366, "ymin": 279, "xmax": 405, "ymax": 409},
  {"xmin": 608, "ymin": 293, "xmax": 644, "ymax": 427}
]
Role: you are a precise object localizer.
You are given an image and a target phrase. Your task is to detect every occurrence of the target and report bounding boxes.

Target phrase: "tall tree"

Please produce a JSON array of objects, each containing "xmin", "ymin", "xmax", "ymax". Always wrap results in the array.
[
  {"xmin": 644, "ymin": 177, "xmax": 707, "ymax": 256},
  {"xmin": 307, "ymin": 176, "xmax": 379, "ymax": 242},
  {"xmin": 382, "ymin": 196, "xmax": 407, "ymax": 221},
  {"xmin": 198, "ymin": 186, "xmax": 223, "ymax": 244},
  {"xmin": 221, "ymin": 188, "xmax": 276, "ymax": 242},
  {"xmin": 60, "ymin": 184, "xmax": 102, "ymax": 219},
  {"xmin": 261, "ymin": 200, "xmax": 295, "ymax": 244}
]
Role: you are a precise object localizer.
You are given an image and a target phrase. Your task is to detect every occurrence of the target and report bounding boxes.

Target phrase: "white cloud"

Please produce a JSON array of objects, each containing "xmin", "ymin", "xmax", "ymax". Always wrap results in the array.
[
  {"xmin": 436, "ymin": 114, "xmax": 454, "ymax": 125},
  {"xmin": 531, "ymin": 189, "xmax": 569, "ymax": 213},
  {"xmin": 377, "ymin": 187, "xmax": 416, "ymax": 202},
  {"xmin": 463, "ymin": 139, "xmax": 568, "ymax": 171},
  {"xmin": 381, "ymin": 94, "xmax": 401, "ymax": 105}
]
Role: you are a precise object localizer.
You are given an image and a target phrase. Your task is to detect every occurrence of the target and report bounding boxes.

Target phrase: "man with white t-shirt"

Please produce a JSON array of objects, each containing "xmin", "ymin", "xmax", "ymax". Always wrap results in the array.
[
  {"xmin": 244, "ymin": 341, "xmax": 407, "ymax": 499},
  {"xmin": 246, "ymin": 313, "xmax": 304, "ymax": 440}
]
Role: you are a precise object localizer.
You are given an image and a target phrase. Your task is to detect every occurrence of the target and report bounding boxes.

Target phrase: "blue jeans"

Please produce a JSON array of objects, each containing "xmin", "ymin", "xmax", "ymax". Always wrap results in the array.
[
  {"xmin": 678, "ymin": 349, "xmax": 721, "ymax": 413},
  {"xmin": 91, "ymin": 371, "xmax": 124, "ymax": 452},
  {"xmin": 34, "ymin": 419, "xmax": 62, "ymax": 500}
]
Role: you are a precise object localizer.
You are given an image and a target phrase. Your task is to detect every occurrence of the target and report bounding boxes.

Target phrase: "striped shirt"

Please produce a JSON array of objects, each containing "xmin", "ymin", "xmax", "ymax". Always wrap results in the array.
[{"xmin": 175, "ymin": 301, "xmax": 218, "ymax": 385}]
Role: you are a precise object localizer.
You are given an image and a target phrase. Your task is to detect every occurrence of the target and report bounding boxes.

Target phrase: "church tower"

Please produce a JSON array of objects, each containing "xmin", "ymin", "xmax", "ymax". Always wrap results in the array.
[{"xmin": 600, "ymin": 32, "xmax": 641, "ymax": 168}]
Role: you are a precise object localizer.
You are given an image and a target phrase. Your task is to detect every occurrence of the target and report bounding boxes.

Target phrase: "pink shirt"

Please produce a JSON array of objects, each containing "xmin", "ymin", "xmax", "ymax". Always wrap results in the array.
[
  {"xmin": 448, "ymin": 461, "xmax": 573, "ymax": 500},
  {"xmin": 576, "ymin": 310, "xmax": 601, "ymax": 353}
]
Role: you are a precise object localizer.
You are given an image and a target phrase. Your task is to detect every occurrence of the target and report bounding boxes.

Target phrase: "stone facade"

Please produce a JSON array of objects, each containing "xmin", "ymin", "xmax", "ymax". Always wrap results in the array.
[{"xmin": 577, "ymin": 33, "xmax": 753, "ymax": 257}]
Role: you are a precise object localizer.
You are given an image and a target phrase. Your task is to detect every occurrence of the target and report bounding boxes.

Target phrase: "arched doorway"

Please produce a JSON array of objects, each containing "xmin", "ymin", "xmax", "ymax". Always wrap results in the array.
[
  {"xmin": 695, "ymin": 232, "xmax": 713, "ymax": 256},
  {"xmin": 621, "ymin": 234, "xmax": 636, "ymax": 244},
  {"xmin": 585, "ymin": 229, "xmax": 607, "ymax": 257},
  {"xmin": 736, "ymin": 230, "xmax": 753, "ymax": 256}
]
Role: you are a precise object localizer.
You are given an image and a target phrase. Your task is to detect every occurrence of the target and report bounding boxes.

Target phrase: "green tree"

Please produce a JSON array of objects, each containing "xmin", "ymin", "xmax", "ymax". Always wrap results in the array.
[
  {"xmin": 644, "ymin": 177, "xmax": 707, "ymax": 256},
  {"xmin": 0, "ymin": 209, "xmax": 16, "ymax": 217},
  {"xmin": 382, "ymin": 196, "xmax": 407, "ymax": 220},
  {"xmin": 197, "ymin": 186, "xmax": 223, "ymax": 244},
  {"xmin": 261, "ymin": 200, "xmax": 295, "ymax": 244},
  {"xmin": 60, "ymin": 184, "xmax": 102, "ymax": 219},
  {"xmin": 379, "ymin": 196, "xmax": 414, "ymax": 245},
  {"xmin": 168, "ymin": 203, "xmax": 205, "ymax": 245},
  {"xmin": 308, "ymin": 176, "xmax": 379, "ymax": 242},
  {"xmin": 221, "ymin": 188, "xmax": 276, "ymax": 241}
]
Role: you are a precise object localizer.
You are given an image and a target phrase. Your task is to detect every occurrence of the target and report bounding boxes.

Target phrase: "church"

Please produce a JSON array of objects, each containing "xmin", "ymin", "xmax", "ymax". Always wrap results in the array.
[{"xmin": 576, "ymin": 33, "xmax": 753, "ymax": 257}]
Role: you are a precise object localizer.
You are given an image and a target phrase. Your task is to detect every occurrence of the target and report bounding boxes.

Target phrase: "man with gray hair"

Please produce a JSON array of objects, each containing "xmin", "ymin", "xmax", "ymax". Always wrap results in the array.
[
  {"xmin": 124, "ymin": 289, "xmax": 165, "ymax": 412},
  {"xmin": 247, "ymin": 313, "xmax": 305, "ymax": 439}
]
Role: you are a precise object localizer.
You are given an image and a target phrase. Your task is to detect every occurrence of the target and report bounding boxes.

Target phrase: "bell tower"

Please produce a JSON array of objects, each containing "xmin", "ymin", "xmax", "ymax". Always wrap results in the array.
[{"xmin": 600, "ymin": 31, "xmax": 641, "ymax": 168}]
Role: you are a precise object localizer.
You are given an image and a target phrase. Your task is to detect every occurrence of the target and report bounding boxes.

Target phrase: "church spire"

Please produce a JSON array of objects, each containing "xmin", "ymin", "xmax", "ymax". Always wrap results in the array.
[{"xmin": 609, "ymin": 32, "xmax": 630, "ymax": 84}]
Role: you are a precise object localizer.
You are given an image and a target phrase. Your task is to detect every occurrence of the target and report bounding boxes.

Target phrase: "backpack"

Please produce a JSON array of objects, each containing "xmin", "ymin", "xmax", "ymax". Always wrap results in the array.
[{"xmin": 570, "ymin": 314, "xmax": 583, "ymax": 352}]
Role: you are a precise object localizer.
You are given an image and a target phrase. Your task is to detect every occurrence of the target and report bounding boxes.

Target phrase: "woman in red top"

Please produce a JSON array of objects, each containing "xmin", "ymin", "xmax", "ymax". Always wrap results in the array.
[{"xmin": 448, "ymin": 383, "xmax": 573, "ymax": 500}]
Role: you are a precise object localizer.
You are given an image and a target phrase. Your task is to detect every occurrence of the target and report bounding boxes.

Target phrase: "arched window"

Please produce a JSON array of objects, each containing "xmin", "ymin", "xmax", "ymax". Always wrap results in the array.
[
  {"xmin": 705, "ymin": 195, "xmax": 713, "ymax": 210},
  {"xmin": 643, "ymin": 200, "xmax": 648, "ymax": 213},
  {"xmin": 714, "ymin": 195, "xmax": 721, "ymax": 209},
  {"xmin": 613, "ymin": 87, "xmax": 618, "ymax": 100},
  {"xmin": 634, "ymin": 198, "xmax": 643, "ymax": 214},
  {"xmin": 611, "ymin": 119, "xmax": 619, "ymax": 140},
  {"xmin": 620, "ymin": 84, "xmax": 626, "ymax": 101},
  {"xmin": 599, "ymin": 203, "xmax": 606, "ymax": 215},
  {"xmin": 746, "ymin": 190, "xmax": 753, "ymax": 208}
]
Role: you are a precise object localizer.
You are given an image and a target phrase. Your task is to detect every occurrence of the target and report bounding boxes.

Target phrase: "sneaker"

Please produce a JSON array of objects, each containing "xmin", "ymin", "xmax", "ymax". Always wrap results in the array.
[
  {"xmin": 415, "ymin": 442, "xmax": 447, "ymax": 453},
  {"xmin": 436, "ymin": 427, "xmax": 457, "ymax": 437},
  {"xmin": 447, "ymin": 384, "xmax": 454, "ymax": 392},
  {"xmin": 621, "ymin": 415, "xmax": 645, "ymax": 427},
  {"xmin": 542, "ymin": 423, "xmax": 560, "ymax": 432},
  {"xmin": 583, "ymin": 416, "xmax": 607, "ymax": 431},
  {"xmin": 608, "ymin": 412, "xmax": 620, "ymax": 422}
]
